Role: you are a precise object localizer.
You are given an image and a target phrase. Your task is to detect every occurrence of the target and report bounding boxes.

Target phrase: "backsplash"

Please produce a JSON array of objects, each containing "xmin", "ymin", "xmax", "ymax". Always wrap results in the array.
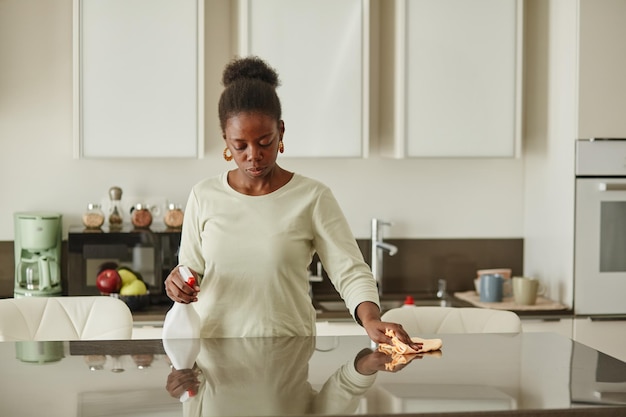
[
  {"xmin": 0, "ymin": 238, "xmax": 522, "ymax": 299},
  {"xmin": 312, "ymin": 238, "xmax": 523, "ymax": 299},
  {"xmin": 0, "ymin": 242, "xmax": 13, "ymax": 297}
]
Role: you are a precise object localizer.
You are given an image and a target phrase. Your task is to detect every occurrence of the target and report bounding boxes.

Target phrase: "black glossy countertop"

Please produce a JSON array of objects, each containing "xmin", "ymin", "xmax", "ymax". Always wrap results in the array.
[{"xmin": 1, "ymin": 333, "xmax": 624, "ymax": 416}]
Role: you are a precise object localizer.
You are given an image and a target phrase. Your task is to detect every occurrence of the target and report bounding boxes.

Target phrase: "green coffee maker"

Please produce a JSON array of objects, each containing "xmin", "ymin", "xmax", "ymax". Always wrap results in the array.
[{"xmin": 14, "ymin": 212, "xmax": 63, "ymax": 297}]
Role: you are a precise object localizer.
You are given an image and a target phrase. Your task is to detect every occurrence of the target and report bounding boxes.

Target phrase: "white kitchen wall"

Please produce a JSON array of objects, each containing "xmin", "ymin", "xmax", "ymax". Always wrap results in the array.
[
  {"xmin": 0, "ymin": 0, "xmax": 525, "ymax": 242},
  {"xmin": 522, "ymin": 0, "xmax": 577, "ymax": 312}
]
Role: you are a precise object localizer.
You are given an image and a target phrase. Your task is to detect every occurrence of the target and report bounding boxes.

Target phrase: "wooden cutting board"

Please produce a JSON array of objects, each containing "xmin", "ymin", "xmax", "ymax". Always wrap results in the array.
[{"xmin": 454, "ymin": 291, "xmax": 568, "ymax": 311}]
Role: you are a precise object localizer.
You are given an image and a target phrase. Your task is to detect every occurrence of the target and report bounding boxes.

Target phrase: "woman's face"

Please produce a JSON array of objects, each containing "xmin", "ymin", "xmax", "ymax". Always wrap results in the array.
[{"xmin": 224, "ymin": 112, "xmax": 284, "ymax": 179}]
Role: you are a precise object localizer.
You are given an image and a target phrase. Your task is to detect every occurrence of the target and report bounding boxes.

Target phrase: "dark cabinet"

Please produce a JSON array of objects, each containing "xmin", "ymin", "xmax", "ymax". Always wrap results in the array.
[{"xmin": 67, "ymin": 226, "xmax": 181, "ymax": 305}]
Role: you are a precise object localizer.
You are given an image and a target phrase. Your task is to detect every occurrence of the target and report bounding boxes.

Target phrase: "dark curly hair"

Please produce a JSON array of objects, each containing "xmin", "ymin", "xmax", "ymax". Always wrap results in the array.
[{"xmin": 218, "ymin": 56, "xmax": 282, "ymax": 132}]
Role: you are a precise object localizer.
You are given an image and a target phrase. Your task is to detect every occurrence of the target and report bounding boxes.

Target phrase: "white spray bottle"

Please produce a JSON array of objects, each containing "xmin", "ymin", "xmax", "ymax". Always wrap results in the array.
[{"xmin": 162, "ymin": 265, "xmax": 202, "ymax": 402}]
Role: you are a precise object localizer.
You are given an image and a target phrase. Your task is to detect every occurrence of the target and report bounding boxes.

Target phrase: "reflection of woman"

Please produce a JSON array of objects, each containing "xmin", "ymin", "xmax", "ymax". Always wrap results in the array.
[
  {"xmin": 166, "ymin": 337, "xmax": 380, "ymax": 417},
  {"xmin": 164, "ymin": 56, "xmax": 418, "ymax": 349}
]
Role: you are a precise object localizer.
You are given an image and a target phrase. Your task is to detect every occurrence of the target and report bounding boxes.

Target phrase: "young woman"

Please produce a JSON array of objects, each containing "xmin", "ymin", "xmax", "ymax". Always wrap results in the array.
[{"xmin": 165, "ymin": 56, "xmax": 418, "ymax": 349}]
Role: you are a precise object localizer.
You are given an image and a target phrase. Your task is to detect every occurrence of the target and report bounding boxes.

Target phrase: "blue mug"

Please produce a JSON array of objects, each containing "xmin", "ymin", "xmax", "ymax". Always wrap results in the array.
[{"xmin": 480, "ymin": 274, "xmax": 503, "ymax": 302}]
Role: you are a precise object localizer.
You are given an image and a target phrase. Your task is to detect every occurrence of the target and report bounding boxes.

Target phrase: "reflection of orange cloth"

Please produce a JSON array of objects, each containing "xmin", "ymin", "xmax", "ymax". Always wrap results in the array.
[
  {"xmin": 384, "ymin": 352, "xmax": 418, "ymax": 371},
  {"xmin": 378, "ymin": 329, "xmax": 443, "ymax": 370}
]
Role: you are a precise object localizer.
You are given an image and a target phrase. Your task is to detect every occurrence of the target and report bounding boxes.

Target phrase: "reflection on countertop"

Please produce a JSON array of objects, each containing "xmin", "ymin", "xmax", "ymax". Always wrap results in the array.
[{"xmin": 1, "ymin": 333, "xmax": 625, "ymax": 416}]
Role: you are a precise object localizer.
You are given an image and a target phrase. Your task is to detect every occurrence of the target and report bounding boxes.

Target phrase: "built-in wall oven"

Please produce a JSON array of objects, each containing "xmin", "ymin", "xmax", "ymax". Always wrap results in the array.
[{"xmin": 575, "ymin": 139, "xmax": 626, "ymax": 315}]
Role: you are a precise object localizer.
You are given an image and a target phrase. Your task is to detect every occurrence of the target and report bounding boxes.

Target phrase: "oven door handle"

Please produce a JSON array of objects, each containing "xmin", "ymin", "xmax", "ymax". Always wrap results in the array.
[
  {"xmin": 599, "ymin": 183, "xmax": 626, "ymax": 191},
  {"xmin": 589, "ymin": 316, "xmax": 626, "ymax": 322}
]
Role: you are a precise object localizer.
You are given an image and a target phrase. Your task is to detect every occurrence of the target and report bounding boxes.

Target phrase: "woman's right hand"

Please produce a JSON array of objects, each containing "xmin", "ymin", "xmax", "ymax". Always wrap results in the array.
[{"xmin": 165, "ymin": 265, "xmax": 200, "ymax": 303}]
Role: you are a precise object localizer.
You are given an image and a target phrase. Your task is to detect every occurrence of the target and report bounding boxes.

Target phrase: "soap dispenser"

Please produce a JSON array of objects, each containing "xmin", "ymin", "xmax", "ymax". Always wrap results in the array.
[{"xmin": 402, "ymin": 295, "xmax": 416, "ymax": 308}]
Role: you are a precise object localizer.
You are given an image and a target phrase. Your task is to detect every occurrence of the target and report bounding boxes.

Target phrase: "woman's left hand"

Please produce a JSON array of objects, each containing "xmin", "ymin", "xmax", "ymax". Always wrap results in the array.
[
  {"xmin": 356, "ymin": 301, "xmax": 422, "ymax": 351},
  {"xmin": 363, "ymin": 320, "xmax": 422, "ymax": 351}
]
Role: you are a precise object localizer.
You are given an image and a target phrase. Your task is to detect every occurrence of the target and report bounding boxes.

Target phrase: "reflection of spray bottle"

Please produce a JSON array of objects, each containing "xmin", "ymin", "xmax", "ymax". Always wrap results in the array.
[{"xmin": 162, "ymin": 265, "xmax": 201, "ymax": 402}]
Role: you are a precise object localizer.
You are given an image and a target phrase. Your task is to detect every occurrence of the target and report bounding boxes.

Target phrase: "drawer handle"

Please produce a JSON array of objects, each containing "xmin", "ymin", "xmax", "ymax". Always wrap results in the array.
[
  {"xmin": 589, "ymin": 317, "xmax": 626, "ymax": 322},
  {"xmin": 599, "ymin": 183, "xmax": 626, "ymax": 191}
]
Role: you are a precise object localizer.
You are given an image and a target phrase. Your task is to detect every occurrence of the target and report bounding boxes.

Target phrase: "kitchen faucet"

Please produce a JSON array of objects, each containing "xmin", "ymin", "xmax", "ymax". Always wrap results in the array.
[{"xmin": 371, "ymin": 218, "xmax": 398, "ymax": 296}]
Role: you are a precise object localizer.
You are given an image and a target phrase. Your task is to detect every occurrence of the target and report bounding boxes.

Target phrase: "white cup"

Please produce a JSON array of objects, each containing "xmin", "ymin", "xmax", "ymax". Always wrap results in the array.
[{"xmin": 512, "ymin": 277, "xmax": 545, "ymax": 305}]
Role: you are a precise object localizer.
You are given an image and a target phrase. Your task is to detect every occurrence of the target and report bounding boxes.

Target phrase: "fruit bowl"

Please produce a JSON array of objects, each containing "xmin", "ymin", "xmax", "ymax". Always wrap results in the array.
[{"xmin": 110, "ymin": 292, "xmax": 150, "ymax": 312}]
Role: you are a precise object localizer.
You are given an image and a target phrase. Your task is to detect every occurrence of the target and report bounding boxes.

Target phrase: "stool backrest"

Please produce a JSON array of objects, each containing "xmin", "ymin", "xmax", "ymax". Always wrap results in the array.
[
  {"xmin": 0, "ymin": 296, "xmax": 133, "ymax": 341},
  {"xmin": 382, "ymin": 306, "xmax": 521, "ymax": 334}
]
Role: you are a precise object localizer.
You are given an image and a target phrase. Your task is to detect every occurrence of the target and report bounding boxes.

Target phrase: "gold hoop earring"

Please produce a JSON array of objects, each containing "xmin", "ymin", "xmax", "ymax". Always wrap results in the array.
[
  {"xmin": 223, "ymin": 147, "xmax": 233, "ymax": 161},
  {"xmin": 278, "ymin": 140, "xmax": 284, "ymax": 154}
]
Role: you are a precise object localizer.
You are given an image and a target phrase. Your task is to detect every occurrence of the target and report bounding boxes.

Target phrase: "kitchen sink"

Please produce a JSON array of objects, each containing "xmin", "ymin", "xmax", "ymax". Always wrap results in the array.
[
  {"xmin": 318, "ymin": 298, "xmax": 455, "ymax": 313},
  {"xmin": 318, "ymin": 300, "xmax": 403, "ymax": 313},
  {"xmin": 317, "ymin": 297, "xmax": 468, "ymax": 314}
]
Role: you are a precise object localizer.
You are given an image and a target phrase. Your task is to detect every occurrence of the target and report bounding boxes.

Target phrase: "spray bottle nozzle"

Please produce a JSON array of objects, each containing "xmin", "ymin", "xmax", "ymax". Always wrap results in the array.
[{"xmin": 179, "ymin": 266, "xmax": 195, "ymax": 287}]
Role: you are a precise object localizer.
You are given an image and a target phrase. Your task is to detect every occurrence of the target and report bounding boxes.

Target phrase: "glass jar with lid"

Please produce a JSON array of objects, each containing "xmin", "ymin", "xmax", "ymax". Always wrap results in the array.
[
  {"xmin": 164, "ymin": 203, "xmax": 184, "ymax": 228},
  {"xmin": 82, "ymin": 203, "xmax": 105, "ymax": 229},
  {"xmin": 130, "ymin": 204, "xmax": 153, "ymax": 228}
]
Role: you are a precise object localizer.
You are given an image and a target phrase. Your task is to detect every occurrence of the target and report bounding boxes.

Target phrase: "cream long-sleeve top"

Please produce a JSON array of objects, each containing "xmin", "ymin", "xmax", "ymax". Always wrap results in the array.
[{"xmin": 177, "ymin": 172, "xmax": 380, "ymax": 338}]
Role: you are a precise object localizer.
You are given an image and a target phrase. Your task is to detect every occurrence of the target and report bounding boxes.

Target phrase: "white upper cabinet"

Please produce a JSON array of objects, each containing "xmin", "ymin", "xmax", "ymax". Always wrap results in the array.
[
  {"xmin": 577, "ymin": 0, "xmax": 626, "ymax": 139},
  {"xmin": 73, "ymin": 0, "xmax": 204, "ymax": 158},
  {"xmin": 237, "ymin": 0, "xmax": 369, "ymax": 158},
  {"xmin": 381, "ymin": 0, "xmax": 522, "ymax": 158}
]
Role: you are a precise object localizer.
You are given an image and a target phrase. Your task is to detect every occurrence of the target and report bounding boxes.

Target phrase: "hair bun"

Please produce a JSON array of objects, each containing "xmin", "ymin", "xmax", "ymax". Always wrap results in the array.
[{"xmin": 222, "ymin": 56, "xmax": 280, "ymax": 88}]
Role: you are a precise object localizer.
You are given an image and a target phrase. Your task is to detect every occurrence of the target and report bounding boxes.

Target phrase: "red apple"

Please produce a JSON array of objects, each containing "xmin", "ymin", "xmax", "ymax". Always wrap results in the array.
[{"xmin": 96, "ymin": 269, "xmax": 122, "ymax": 294}]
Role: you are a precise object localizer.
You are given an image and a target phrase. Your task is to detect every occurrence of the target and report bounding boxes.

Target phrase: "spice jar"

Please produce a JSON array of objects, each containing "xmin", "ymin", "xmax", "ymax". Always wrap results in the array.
[
  {"xmin": 108, "ymin": 186, "xmax": 124, "ymax": 228},
  {"xmin": 84, "ymin": 355, "xmax": 107, "ymax": 371},
  {"xmin": 82, "ymin": 203, "xmax": 105, "ymax": 229},
  {"xmin": 131, "ymin": 354, "xmax": 154, "ymax": 370},
  {"xmin": 131, "ymin": 204, "xmax": 153, "ymax": 228},
  {"xmin": 164, "ymin": 203, "xmax": 184, "ymax": 228}
]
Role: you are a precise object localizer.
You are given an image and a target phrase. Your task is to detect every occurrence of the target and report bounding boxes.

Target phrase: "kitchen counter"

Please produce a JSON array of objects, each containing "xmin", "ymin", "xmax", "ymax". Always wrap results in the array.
[
  {"xmin": 131, "ymin": 293, "xmax": 574, "ymax": 324},
  {"xmin": 131, "ymin": 295, "xmax": 470, "ymax": 323},
  {"xmin": 1, "ymin": 333, "xmax": 624, "ymax": 416}
]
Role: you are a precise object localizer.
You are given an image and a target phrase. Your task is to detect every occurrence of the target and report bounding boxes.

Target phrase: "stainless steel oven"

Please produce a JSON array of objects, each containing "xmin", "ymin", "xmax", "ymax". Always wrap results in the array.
[{"xmin": 575, "ymin": 139, "xmax": 626, "ymax": 315}]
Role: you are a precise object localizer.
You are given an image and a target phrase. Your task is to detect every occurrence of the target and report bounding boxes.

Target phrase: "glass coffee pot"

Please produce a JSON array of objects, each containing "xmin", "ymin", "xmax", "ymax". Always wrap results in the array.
[{"xmin": 16, "ymin": 257, "xmax": 54, "ymax": 292}]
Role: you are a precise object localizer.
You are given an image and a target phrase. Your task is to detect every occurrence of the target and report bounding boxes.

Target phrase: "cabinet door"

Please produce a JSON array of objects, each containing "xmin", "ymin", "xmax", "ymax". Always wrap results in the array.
[
  {"xmin": 573, "ymin": 318, "xmax": 626, "ymax": 363},
  {"xmin": 238, "ymin": 0, "xmax": 368, "ymax": 158},
  {"xmin": 578, "ymin": 0, "xmax": 626, "ymax": 139},
  {"xmin": 390, "ymin": 0, "xmax": 522, "ymax": 158},
  {"xmin": 521, "ymin": 318, "xmax": 573, "ymax": 339},
  {"xmin": 73, "ymin": 0, "xmax": 204, "ymax": 158}
]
